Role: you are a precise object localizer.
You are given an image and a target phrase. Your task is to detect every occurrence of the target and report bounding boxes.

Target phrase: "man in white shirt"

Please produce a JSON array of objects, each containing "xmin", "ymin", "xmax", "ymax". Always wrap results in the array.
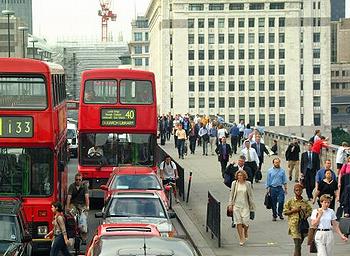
[
  {"xmin": 159, "ymin": 155, "xmax": 179, "ymax": 203},
  {"xmin": 336, "ymin": 142, "xmax": 350, "ymax": 175},
  {"xmin": 241, "ymin": 140, "xmax": 259, "ymax": 183},
  {"xmin": 237, "ymin": 120, "xmax": 245, "ymax": 146}
]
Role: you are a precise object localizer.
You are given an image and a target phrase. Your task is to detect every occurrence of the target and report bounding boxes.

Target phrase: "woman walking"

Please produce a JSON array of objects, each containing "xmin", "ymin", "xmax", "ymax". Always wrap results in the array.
[
  {"xmin": 311, "ymin": 194, "xmax": 348, "ymax": 256},
  {"xmin": 45, "ymin": 202, "xmax": 71, "ymax": 256},
  {"xmin": 228, "ymin": 170, "xmax": 255, "ymax": 246},
  {"xmin": 283, "ymin": 184, "xmax": 312, "ymax": 256},
  {"xmin": 209, "ymin": 123, "xmax": 218, "ymax": 155},
  {"xmin": 175, "ymin": 124, "xmax": 187, "ymax": 159},
  {"xmin": 188, "ymin": 121, "xmax": 197, "ymax": 154},
  {"xmin": 313, "ymin": 169, "xmax": 338, "ymax": 210}
]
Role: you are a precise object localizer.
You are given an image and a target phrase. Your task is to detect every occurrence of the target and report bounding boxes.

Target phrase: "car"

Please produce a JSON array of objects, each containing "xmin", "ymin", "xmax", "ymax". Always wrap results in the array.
[
  {"xmin": 86, "ymin": 223, "xmax": 161, "ymax": 256},
  {"xmin": 101, "ymin": 167, "xmax": 169, "ymax": 209},
  {"xmin": 0, "ymin": 198, "xmax": 32, "ymax": 256},
  {"xmin": 67, "ymin": 122, "xmax": 78, "ymax": 158},
  {"xmin": 85, "ymin": 236, "xmax": 198, "ymax": 256},
  {"xmin": 95, "ymin": 191, "xmax": 176, "ymax": 237}
]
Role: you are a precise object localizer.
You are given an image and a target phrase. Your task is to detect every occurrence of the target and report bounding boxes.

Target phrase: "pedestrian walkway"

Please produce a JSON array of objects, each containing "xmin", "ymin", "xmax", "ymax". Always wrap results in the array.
[{"xmin": 161, "ymin": 138, "xmax": 350, "ymax": 256}]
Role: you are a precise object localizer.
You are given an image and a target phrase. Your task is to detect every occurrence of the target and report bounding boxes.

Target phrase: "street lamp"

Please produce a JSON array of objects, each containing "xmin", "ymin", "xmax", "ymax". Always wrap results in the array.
[
  {"xmin": 18, "ymin": 26, "xmax": 28, "ymax": 58},
  {"xmin": 2, "ymin": 10, "xmax": 15, "ymax": 57},
  {"xmin": 29, "ymin": 38, "xmax": 38, "ymax": 59}
]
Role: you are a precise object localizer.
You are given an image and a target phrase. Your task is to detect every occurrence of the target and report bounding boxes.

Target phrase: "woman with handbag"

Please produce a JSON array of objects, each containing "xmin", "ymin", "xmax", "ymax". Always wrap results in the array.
[
  {"xmin": 228, "ymin": 170, "xmax": 255, "ymax": 246},
  {"xmin": 313, "ymin": 169, "xmax": 338, "ymax": 209},
  {"xmin": 283, "ymin": 184, "xmax": 312, "ymax": 256},
  {"xmin": 311, "ymin": 194, "xmax": 348, "ymax": 256}
]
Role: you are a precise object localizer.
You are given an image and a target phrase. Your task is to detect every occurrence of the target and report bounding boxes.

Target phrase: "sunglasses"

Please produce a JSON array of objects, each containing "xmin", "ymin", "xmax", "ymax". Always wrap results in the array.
[{"xmin": 75, "ymin": 179, "xmax": 82, "ymax": 181}]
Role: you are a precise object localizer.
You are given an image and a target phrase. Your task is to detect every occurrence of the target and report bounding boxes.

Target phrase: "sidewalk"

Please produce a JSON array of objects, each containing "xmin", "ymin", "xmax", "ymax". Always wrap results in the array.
[{"xmin": 161, "ymin": 138, "xmax": 350, "ymax": 256}]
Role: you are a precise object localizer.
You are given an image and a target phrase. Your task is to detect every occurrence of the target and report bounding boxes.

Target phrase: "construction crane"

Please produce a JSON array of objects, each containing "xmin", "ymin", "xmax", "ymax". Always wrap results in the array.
[{"xmin": 98, "ymin": 0, "xmax": 117, "ymax": 42}]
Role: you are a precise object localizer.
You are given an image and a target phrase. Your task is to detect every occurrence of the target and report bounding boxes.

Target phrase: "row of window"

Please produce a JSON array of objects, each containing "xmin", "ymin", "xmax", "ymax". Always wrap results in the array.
[
  {"xmin": 52, "ymin": 74, "xmax": 66, "ymax": 107},
  {"xmin": 188, "ymin": 3, "xmax": 285, "ymax": 11},
  {"xmin": 227, "ymin": 114, "xmax": 286, "ymax": 126},
  {"xmin": 331, "ymin": 70, "xmax": 350, "ymax": 77},
  {"xmin": 188, "ymin": 17, "xmax": 286, "ymax": 29},
  {"xmin": 133, "ymin": 32, "xmax": 149, "ymax": 42},
  {"xmin": 133, "ymin": 45, "xmax": 149, "ymax": 54},
  {"xmin": 134, "ymin": 57, "xmax": 149, "ymax": 66},
  {"xmin": 331, "ymin": 83, "xmax": 350, "ymax": 89}
]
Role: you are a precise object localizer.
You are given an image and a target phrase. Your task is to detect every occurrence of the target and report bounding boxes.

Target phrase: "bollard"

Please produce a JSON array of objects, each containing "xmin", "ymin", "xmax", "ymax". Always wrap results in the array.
[{"xmin": 186, "ymin": 171, "xmax": 193, "ymax": 203}]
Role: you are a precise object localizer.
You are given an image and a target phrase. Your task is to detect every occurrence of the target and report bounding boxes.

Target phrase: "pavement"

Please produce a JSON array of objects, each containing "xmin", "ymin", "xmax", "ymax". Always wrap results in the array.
[{"xmin": 161, "ymin": 138, "xmax": 350, "ymax": 256}]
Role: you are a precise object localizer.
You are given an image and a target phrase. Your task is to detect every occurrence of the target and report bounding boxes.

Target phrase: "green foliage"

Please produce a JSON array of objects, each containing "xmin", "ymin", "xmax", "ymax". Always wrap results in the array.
[{"xmin": 332, "ymin": 127, "xmax": 350, "ymax": 146}]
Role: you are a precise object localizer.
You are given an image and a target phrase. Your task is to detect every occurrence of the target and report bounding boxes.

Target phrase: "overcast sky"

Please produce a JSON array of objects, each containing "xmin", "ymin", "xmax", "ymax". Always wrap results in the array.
[{"xmin": 33, "ymin": 0, "xmax": 349, "ymax": 44}]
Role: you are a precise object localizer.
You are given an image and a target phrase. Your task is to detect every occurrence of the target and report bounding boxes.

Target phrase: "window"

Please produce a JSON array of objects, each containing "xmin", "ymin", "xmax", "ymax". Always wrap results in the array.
[
  {"xmin": 239, "ymin": 97, "xmax": 245, "ymax": 107},
  {"xmin": 238, "ymin": 18, "xmax": 245, "ymax": 28},
  {"xmin": 249, "ymin": 3, "xmax": 264, "ymax": 10},
  {"xmin": 269, "ymin": 18, "xmax": 275, "ymax": 27},
  {"xmin": 259, "ymin": 81, "xmax": 265, "ymax": 91},
  {"xmin": 189, "ymin": 4, "xmax": 204, "ymax": 11},
  {"xmin": 239, "ymin": 81, "xmax": 245, "ymax": 91},
  {"xmin": 249, "ymin": 97, "xmax": 255, "ymax": 107},
  {"xmin": 229, "ymin": 3, "xmax": 244, "ymax": 10},
  {"xmin": 219, "ymin": 50, "xmax": 225, "ymax": 59},
  {"xmin": 279, "ymin": 65, "xmax": 285, "ymax": 75},
  {"xmin": 314, "ymin": 113, "xmax": 321, "ymax": 126},
  {"xmin": 219, "ymin": 97, "xmax": 225, "ymax": 108},
  {"xmin": 198, "ymin": 50, "xmax": 205, "ymax": 60},
  {"xmin": 279, "ymin": 96, "xmax": 285, "ymax": 107},
  {"xmin": 270, "ymin": 3, "xmax": 285, "ymax": 9},
  {"xmin": 199, "ymin": 66, "xmax": 205, "ymax": 76},
  {"xmin": 279, "ymin": 17, "xmax": 285, "ymax": 27},
  {"xmin": 134, "ymin": 32, "xmax": 142, "ymax": 41},
  {"xmin": 229, "ymin": 97, "xmax": 235, "ymax": 108},
  {"xmin": 249, "ymin": 65, "xmax": 255, "ymax": 75},
  {"xmin": 249, "ymin": 81, "xmax": 255, "ymax": 91},
  {"xmin": 189, "ymin": 82, "xmax": 194, "ymax": 91},
  {"xmin": 249, "ymin": 49, "xmax": 255, "ymax": 59},
  {"xmin": 188, "ymin": 19, "xmax": 194, "ymax": 28},
  {"xmin": 279, "ymin": 49, "xmax": 285, "ymax": 59},
  {"xmin": 248, "ymin": 18, "xmax": 255, "ymax": 27},
  {"xmin": 189, "ymin": 98, "xmax": 195, "ymax": 108},
  {"xmin": 135, "ymin": 58, "xmax": 143, "ymax": 66},
  {"xmin": 258, "ymin": 18, "xmax": 265, "ymax": 27},
  {"xmin": 208, "ymin": 50, "xmax": 215, "ymax": 60},
  {"xmin": 279, "ymin": 33, "xmax": 285, "ymax": 43},
  {"xmin": 188, "ymin": 50, "xmax": 194, "ymax": 60},
  {"xmin": 259, "ymin": 33, "xmax": 265, "ymax": 43},
  {"xmin": 313, "ymin": 33, "xmax": 320, "ymax": 43},
  {"xmin": 199, "ymin": 97, "xmax": 205, "ymax": 108},
  {"xmin": 219, "ymin": 66, "xmax": 225, "ymax": 75},
  {"xmin": 269, "ymin": 65, "xmax": 275, "ymax": 75},
  {"xmin": 228, "ymin": 34, "xmax": 235, "ymax": 44},
  {"xmin": 189, "ymin": 66, "xmax": 194, "ymax": 76},
  {"xmin": 239, "ymin": 65, "xmax": 245, "ymax": 75},
  {"xmin": 229, "ymin": 49, "xmax": 235, "ymax": 59},
  {"xmin": 198, "ymin": 34, "xmax": 204, "ymax": 44},
  {"xmin": 209, "ymin": 3, "xmax": 224, "ymax": 10},
  {"xmin": 279, "ymin": 81, "xmax": 285, "ymax": 91},
  {"xmin": 188, "ymin": 34, "xmax": 194, "ymax": 44},
  {"xmin": 197, "ymin": 19, "xmax": 204, "ymax": 29},
  {"xmin": 313, "ymin": 80, "xmax": 320, "ymax": 90},
  {"xmin": 228, "ymin": 18, "xmax": 235, "ymax": 27},
  {"xmin": 229, "ymin": 65, "xmax": 235, "ymax": 75},
  {"xmin": 198, "ymin": 81, "xmax": 205, "ymax": 91},
  {"xmin": 248, "ymin": 33, "xmax": 255, "ymax": 44},
  {"xmin": 239, "ymin": 34, "xmax": 245, "ymax": 44},
  {"xmin": 313, "ymin": 96, "xmax": 321, "ymax": 107},
  {"xmin": 145, "ymin": 32, "xmax": 149, "ymax": 41},
  {"xmin": 279, "ymin": 114, "xmax": 285, "ymax": 126},
  {"xmin": 219, "ymin": 81, "xmax": 225, "ymax": 91},
  {"xmin": 209, "ymin": 82, "xmax": 215, "ymax": 91},
  {"xmin": 208, "ymin": 34, "xmax": 215, "ymax": 44},
  {"xmin": 229, "ymin": 81, "xmax": 235, "ymax": 91},
  {"xmin": 145, "ymin": 58, "xmax": 149, "ymax": 66},
  {"xmin": 269, "ymin": 114, "xmax": 275, "ymax": 126},
  {"xmin": 144, "ymin": 45, "xmax": 149, "ymax": 53},
  {"xmin": 269, "ymin": 81, "xmax": 275, "ymax": 91},
  {"xmin": 134, "ymin": 45, "xmax": 142, "ymax": 54},
  {"xmin": 269, "ymin": 33, "xmax": 275, "ymax": 43},
  {"xmin": 313, "ymin": 48, "xmax": 320, "ymax": 58},
  {"xmin": 218, "ymin": 34, "xmax": 225, "ymax": 44},
  {"xmin": 269, "ymin": 49, "xmax": 275, "ymax": 59},
  {"xmin": 239, "ymin": 49, "xmax": 245, "ymax": 59},
  {"xmin": 209, "ymin": 66, "xmax": 215, "ymax": 76},
  {"xmin": 259, "ymin": 97, "xmax": 265, "ymax": 107},
  {"xmin": 218, "ymin": 18, "xmax": 225, "ymax": 28},
  {"xmin": 209, "ymin": 97, "xmax": 215, "ymax": 108},
  {"xmin": 259, "ymin": 65, "xmax": 265, "ymax": 75},
  {"xmin": 208, "ymin": 18, "xmax": 215, "ymax": 28},
  {"xmin": 269, "ymin": 97, "xmax": 275, "ymax": 107},
  {"xmin": 259, "ymin": 115, "xmax": 265, "ymax": 126},
  {"xmin": 313, "ymin": 65, "xmax": 321, "ymax": 74}
]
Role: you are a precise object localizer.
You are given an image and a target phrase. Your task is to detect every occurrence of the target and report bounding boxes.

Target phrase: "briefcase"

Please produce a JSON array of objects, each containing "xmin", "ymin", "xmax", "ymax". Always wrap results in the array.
[{"xmin": 339, "ymin": 217, "xmax": 350, "ymax": 236}]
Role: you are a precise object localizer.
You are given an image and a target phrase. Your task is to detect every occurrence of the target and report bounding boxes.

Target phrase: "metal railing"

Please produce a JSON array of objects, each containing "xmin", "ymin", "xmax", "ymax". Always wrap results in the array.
[{"xmin": 206, "ymin": 191, "xmax": 221, "ymax": 247}]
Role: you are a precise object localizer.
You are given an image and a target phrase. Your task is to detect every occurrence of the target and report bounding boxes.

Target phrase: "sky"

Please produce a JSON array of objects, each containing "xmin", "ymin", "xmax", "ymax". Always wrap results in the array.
[
  {"xmin": 33, "ymin": 0, "xmax": 350, "ymax": 44},
  {"xmin": 32, "ymin": 0, "xmax": 151, "ymax": 43}
]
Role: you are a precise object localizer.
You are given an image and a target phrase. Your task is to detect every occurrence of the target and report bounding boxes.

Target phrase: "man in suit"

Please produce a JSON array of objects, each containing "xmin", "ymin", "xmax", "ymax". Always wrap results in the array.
[
  {"xmin": 215, "ymin": 137, "xmax": 232, "ymax": 178},
  {"xmin": 224, "ymin": 155, "xmax": 254, "ymax": 185},
  {"xmin": 300, "ymin": 142, "xmax": 320, "ymax": 200},
  {"xmin": 251, "ymin": 134, "xmax": 270, "ymax": 183},
  {"xmin": 241, "ymin": 140, "xmax": 259, "ymax": 183}
]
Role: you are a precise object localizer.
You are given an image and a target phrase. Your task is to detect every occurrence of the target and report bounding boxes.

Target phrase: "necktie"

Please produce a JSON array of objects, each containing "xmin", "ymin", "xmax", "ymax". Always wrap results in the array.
[
  {"xmin": 247, "ymin": 148, "xmax": 251, "ymax": 162},
  {"xmin": 257, "ymin": 144, "xmax": 261, "ymax": 156}
]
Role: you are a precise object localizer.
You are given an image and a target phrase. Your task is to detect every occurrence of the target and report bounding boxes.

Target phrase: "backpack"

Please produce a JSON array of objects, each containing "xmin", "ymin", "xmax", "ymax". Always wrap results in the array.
[{"xmin": 63, "ymin": 212, "xmax": 77, "ymax": 239}]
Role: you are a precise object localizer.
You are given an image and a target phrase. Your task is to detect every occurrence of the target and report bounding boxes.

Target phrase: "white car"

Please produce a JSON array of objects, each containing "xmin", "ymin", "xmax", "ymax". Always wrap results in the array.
[{"xmin": 67, "ymin": 122, "xmax": 78, "ymax": 158}]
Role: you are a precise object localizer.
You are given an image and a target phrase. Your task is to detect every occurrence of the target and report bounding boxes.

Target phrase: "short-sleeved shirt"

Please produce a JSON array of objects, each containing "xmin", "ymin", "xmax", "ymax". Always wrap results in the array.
[
  {"xmin": 310, "ymin": 208, "xmax": 336, "ymax": 229},
  {"xmin": 318, "ymin": 179, "xmax": 338, "ymax": 198},
  {"xmin": 160, "ymin": 161, "xmax": 177, "ymax": 179},
  {"xmin": 68, "ymin": 183, "xmax": 88, "ymax": 206}
]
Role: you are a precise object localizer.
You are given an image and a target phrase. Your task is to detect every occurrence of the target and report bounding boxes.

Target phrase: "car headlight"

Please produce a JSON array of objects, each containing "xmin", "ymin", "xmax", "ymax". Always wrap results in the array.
[
  {"xmin": 37, "ymin": 225, "xmax": 48, "ymax": 235},
  {"xmin": 160, "ymin": 232, "xmax": 169, "ymax": 237}
]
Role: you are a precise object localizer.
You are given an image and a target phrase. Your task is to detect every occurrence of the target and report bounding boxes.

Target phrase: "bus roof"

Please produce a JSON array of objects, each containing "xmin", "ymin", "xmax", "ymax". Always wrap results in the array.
[
  {"xmin": 0, "ymin": 58, "xmax": 64, "ymax": 74},
  {"xmin": 81, "ymin": 68, "xmax": 155, "ymax": 81}
]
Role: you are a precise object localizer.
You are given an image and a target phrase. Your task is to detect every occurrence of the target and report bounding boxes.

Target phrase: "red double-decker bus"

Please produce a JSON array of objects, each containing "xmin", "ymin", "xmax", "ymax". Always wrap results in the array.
[
  {"xmin": 78, "ymin": 69, "xmax": 157, "ymax": 200},
  {"xmin": 0, "ymin": 58, "xmax": 68, "ymax": 253}
]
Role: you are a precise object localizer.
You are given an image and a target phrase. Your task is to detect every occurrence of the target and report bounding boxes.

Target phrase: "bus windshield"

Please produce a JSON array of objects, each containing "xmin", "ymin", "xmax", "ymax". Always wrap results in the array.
[
  {"xmin": 0, "ymin": 76, "xmax": 47, "ymax": 109},
  {"xmin": 84, "ymin": 80, "xmax": 117, "ymax": 104},
  {"xmin": 0, "ymin": 148, "xmax": 53, "ymax": 196},
  {"xmin": 79, "ymin": 133, "xmax": 156, "ymax": 166},
  {"xmin": 120, "ymin": 80, "xmax": 153, "ymax": 104}
]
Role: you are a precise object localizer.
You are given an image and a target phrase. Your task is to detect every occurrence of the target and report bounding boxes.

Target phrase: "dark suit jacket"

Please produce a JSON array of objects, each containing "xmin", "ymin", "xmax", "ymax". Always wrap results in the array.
[
  {"xmin": 300, "ymin": 151, "xmax": 320, "ymax": 175},
  {"xmin": 225, "ymin": 164, "xmax": 254, "ymax": 183},
  {"xmin": 215, "ymin": 143, "xmax": 232, "ymax": 162},
  {"xmin": 251, "ymin": 142, "xmax": 269, "ymax": 164}
]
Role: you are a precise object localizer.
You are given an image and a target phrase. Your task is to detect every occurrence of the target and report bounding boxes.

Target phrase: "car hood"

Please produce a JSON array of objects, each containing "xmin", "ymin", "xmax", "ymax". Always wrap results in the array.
[
  {"xmin": 0, "ymin": 241, "xmax": 21, "ymax": 256},
  {"xmin": 104, "ymin": 217, "xmax": 173, "ymax": 233}
]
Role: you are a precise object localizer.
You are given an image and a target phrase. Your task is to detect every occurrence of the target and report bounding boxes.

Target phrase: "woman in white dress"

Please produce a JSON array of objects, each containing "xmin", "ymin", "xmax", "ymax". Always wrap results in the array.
[{"xmin": 228, "ymin": 170, "xmax": 255, "ymax": 246}]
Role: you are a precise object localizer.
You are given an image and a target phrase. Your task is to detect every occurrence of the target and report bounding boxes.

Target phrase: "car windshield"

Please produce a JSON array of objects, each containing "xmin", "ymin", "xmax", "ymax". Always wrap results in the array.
[
  {"xmin": 79, "ymin": 133, "xmax": 156, "ymax": 166},
  {"xmin": 0, "ymin": 148, "xmax": 54, "ymax": 196},
  {"xmin": 0, "ymin": 215, "xmax": 18, "ymax": 242},
  {"xmin": 107, "ymin": 197, "xmax": 166, "ymax": 218},
  {"xmin": 111, "ymin": 175, "xmax": 161, "ymax": 190},
  {"xmin": 67, "ymin": 129, "xmax": 76, "ymax": 139}
]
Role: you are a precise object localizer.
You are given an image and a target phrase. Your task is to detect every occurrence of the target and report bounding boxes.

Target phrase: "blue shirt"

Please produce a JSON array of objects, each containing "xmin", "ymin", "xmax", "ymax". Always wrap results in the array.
[
  {"xmin": 230, "ymin": 126, "xmax": 240, "ymax": 136},
  {"xmin": 316, "ymin": 168, "xmax": 337, "ymax": 183},
  {"xmin": 266, "ymin": 167, "xmax": 287, "ymax": 188},
  {"xmin": 209, "ymin": 127, "xmax": 217, "ymax": 137}
]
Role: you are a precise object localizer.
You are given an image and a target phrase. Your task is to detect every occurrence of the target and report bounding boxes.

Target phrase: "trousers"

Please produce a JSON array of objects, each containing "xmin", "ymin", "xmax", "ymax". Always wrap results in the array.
[
  {"xmin": 314, "ymin": 230, "xmax": 334, "ymax": 256},
  {"xmin": 50, "ymin": 234, "xmax": 71, "ymax": 256},
  {"xmin": 270, "ymin": 186, "xmax": 285, "ymax": 217}
]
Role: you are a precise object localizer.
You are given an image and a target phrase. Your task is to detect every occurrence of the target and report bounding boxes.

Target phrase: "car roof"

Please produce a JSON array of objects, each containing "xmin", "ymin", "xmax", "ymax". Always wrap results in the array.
[
  {"xmin": 0, "ymin": 198, "xmax": 22, "ymax": 215},
  {"xmin": 110, "ymin": 190, "xmax": 160, "ymax": 199},
  {"xmin": 98, "ymin": 237, "xmax": 197, "ymax": 256},
  {"xmin": 112, "ymin": 166, "xmax": 155, "ymax": 175},
  {"xmin": 97, "ymin": 223, "xmax": 161, "ymax": 237}
]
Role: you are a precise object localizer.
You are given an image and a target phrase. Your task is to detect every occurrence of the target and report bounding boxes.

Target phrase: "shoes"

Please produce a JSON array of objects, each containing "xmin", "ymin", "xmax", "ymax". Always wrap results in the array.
[
  {"xmin": 231, "ymin": 222, "xmax": 236, "ymax": 228},
  {"xmin": 289, "ymin": 176, "xmax": 292, "ymax": 181},
  {"xmin": 239, "ymin": 241, "xmax": 245, "ymax": 246},
  {"xmin": 181, "ymin": 156, "xmax": 184, "ymax": 159},
  {"xmin": 279, "ymin": 215, "xmax": 284, "ymax": 220},
  {"xmin": 272, "ymin": 217, "xmax": 277, "ymax": 221},
  {"xmin": 255, "ymin": 180, "xmax": 260, "ymax": 183},
  {"xmin": 206, "ymin": 154, "xmax": 208, "ymax": 156}
]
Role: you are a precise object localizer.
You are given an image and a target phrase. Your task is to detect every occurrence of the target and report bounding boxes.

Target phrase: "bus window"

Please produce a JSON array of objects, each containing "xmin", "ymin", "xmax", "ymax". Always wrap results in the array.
[
  {"xmin": 0, "ymin": 77, "xmax": 47, "ymax": 109},
  {"xmin": 84, "ymin": 80, "xmax": 117, "ymax": 104},
  {"xmin": 119, "ymin": 80, "xmax": 153, "ymax": 104}
]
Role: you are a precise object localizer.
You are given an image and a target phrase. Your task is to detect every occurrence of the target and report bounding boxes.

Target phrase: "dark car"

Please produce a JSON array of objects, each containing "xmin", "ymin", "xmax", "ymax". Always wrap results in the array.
[{"xmin": 0, "ymin": 199, "xmax": 32, "ymax": 256}]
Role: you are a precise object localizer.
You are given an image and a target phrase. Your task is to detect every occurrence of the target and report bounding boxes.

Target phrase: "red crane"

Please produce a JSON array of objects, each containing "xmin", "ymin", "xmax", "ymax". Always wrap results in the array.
[{"xmin": 98, "ymin": 0, "xmax": 117, "ymax": 42}]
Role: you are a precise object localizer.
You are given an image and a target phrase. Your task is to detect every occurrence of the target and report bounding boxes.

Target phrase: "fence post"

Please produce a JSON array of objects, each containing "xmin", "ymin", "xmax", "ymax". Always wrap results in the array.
[{"xmin": 186, "ymin": 171, "xmax": 192, "ymax": 203}]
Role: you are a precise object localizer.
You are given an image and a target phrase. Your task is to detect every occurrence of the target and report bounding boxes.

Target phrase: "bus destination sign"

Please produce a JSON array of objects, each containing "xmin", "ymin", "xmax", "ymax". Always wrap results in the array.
[
  {"xmin": 0, "ymin": 116, "xmax": 33, "ymax": 138},
  {"xmin": 101, "ymin": 109, "xmax": 136, "ymax": 127}
]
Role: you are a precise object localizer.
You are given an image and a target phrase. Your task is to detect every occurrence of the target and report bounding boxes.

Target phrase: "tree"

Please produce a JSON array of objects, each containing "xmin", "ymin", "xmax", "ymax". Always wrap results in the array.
[{"xmin": 332, "ymin": 127, "xmax": 350, "ymax": 146}]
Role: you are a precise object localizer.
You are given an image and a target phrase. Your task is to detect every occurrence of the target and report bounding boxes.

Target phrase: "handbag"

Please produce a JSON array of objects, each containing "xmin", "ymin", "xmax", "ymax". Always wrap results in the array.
[
  {"xmin": 227, "ymin": 205, "xmax": 233, "ymax": 217},
  {"xmin": 298, "ymin": 210, "xmax": 310, "ymax": 234},
  {"xmin": 264, "ymin": 192, "xmax": 272, "ymax": 209},
  {"xmin": 307, "ymin": 227, "xmax": 316, "ymax": 245},
  {"xmin": 203, "ymin": 133, "xmax": 209, "ymax": 141},
  {"xmin": 249, "ymin": 211, "xmax": 255, "ymax": 220}
]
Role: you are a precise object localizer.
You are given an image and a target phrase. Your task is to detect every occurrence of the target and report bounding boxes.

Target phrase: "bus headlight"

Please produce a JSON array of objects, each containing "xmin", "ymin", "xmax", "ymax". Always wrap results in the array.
[{"xmin": 37, "ymin": 225, "xmax": 48, "ymax": 235}]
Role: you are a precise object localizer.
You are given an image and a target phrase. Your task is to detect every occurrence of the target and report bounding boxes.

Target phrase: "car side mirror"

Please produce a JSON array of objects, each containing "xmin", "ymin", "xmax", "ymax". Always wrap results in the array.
[
  {"xmin": 100, "ymin": 185, "xmax": 108, "ymax": 191},
  {"xmin": 168, "ymin": 211, "xmax": 176, "ymax": 219},
  {"xmin": 95, "ymin": 212, "xmax": 104, "ymax": 218},
  {"xmin": 22, "ymin": 234, "xmax": 32, "ymax": 243},
  {"xmin": 58, "ymin": 161, "xmax": 65, "ymax": 172}
]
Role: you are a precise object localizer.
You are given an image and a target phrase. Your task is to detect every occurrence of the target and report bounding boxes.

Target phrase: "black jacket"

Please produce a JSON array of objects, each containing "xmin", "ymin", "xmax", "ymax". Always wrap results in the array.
[
  {"xmin": 285, "ymin": 143, "xmax": 300, "ymax": 161},
  {"xmin": 224, "ymin": 163, "xmax": 254, "ymax": 185},
  {"xmin": 251, "ymin": 142, "xmax": 269, "ymax": 164},
  {"xmin": 215, "ymin": 143, "xmax": 232, "ymax": 162},
  {"xmin": 300, "ymin": 151, "xmax": 320, "ymax": 174}
]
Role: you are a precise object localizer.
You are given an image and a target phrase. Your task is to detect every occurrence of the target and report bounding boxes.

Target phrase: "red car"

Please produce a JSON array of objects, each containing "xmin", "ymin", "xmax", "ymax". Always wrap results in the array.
[
  {"xmin": 101, "ymin": 167, "xmax": 169, "ymax": 209},
  {"xmin": 85, "ymin": 223, "xmax": 160, "ymax": 256}
]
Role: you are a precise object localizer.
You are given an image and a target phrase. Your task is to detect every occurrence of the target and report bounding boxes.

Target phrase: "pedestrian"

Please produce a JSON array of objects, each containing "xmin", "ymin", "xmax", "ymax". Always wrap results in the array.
[
  {"xmin": 228, "ymin": 170, "xmax": 255, "ymax": 246},
  {"xmin": 251, "ymin": 134, "xmax": 270, "ymax": 183},
  {"xmin": 312, "ymin": 136, "xmax": 329, "ymax": 156},
  {"xmin": 313, "ymin": 169, "xmax": 338, "ymax": 210},
  {"xmin": 285, "ymin": 139, "xmax": 301, "ymax": 182},
  {"xmin": 283, "ymin": 184, "xmax": 312, "ymax": 256},
  {"xmin": 241, "ymin": 140, "xmax": 259, "ymax": 182},
  {"xmin": 198, "ymin": 123, "xmax": 209, "ymax": 156},
  {"xmin": 266, "ymin": 158, "xmax": 288, "ymax": 221},
  {"xmin": 336, "ymin": 142, "xmax": 350, "ymax": 175},
  {"xmin": 173, "ymin": 116, "xmax": 180, "ymax": 148},
  {"xmin": 300, "ymin": 142, "xmax": 320, "ymax": 200},
  {"xmin": 255, "ymin": 121, "xmax": 265, "ymax": 137},
  {"xmin": 337, "ymin": 156, "xmax": 350, "ymax": 209},
  {"xmin": 311, "ymin": 194, "xmax": 348, "ymax": 255},
  {"xmin": 224, "ymin": 155, "xmax": 254, "ymax": 184},
  {"xmin": 243, "ymin": 123, "xmax": 252, "ymax": 141},
  {"xmin": 230, "ymin": 123, "xmax": 240, "ymax": 154},
  {"xmin": 159, "ymin": 115, "xmax": 168, "ymax": 145},
  {"xmin": 217, "ymin": 123, "xmax": 227, "ymax": 143},
  {"xmin": 237, "ymin": 120, "xmax": 245, "ymax": 146},
  {"xmin": 188, "ymin": 121, "xmax": 198, "ymax": 154},
  {"xmin": 45, "ymin": 202, "xmax": 71, "ymax": 256},
  {"xmin": 167, "ymin": 114, "xmax": 173, "ymax": 141},
  {"xmin": 315, "ymin": 160, "xmax": 337, "ymax": 194},
  {"xmin": 215, "ymin": 137, "xmax": 232, "ymax": 178},
  {"xmin": 209, "ymin": 123, "xmax": 218, "ymax": 155},
  {"xmin": 271, "ymin": 139, "xmax": 278, "ymax": 155},
  {"xmin": 175, "ymin": 124, "xmax": 187, "ymax": 159},
  {"xmin": 159, "ymin": 155, "xmax": 180, "ymax": 203}
]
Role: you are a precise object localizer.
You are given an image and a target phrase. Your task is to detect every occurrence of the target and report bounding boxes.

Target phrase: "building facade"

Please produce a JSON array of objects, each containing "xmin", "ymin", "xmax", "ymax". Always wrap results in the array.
[
  {"xmin": 331, "ymin": 0, "xmax": 345, "ymax": 21},
  {"xmin": 0, "ymin": 16, "xmax": 27, "ymax": 57},
  {"xmin": 146, "ymin": 0, "xmax": 331, "ymax": 137},
  {"xmin": 129, "ymin": 16, "xmax": 150, "ymax": 70},
  {"xmin": 0, "ymin": 0, "xmax": 32, "ymax": 33}
]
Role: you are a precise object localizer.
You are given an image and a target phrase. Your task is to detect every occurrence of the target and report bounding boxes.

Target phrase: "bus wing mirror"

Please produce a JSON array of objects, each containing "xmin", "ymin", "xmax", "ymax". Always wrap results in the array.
[{"xmin": 58, "ymin": 161, "xmax": 65, "ymax": 172}]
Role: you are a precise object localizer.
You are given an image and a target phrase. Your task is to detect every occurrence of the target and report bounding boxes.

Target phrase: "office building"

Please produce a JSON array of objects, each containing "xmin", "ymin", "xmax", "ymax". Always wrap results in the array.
[
  {"xmin": 0, "ymin": 0, "xmax": 32, "ymax": 33},
  {"xmin": 331, "ymin": 0, "xmax": 345, "ymax": 21},
  {"xmin": 0, "ymin": 16, "xmax": 26, "ymax": 57}
]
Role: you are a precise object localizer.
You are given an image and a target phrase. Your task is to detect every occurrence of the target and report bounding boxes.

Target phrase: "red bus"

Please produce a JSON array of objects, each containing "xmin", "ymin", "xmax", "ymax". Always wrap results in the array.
[
  {"xmin": 78, "ymin": 69, "xmax": 157, "ymax": 199},
  {"xmin": 0, "ymin": 58, "xmax": 68, "ymax": 253}
]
